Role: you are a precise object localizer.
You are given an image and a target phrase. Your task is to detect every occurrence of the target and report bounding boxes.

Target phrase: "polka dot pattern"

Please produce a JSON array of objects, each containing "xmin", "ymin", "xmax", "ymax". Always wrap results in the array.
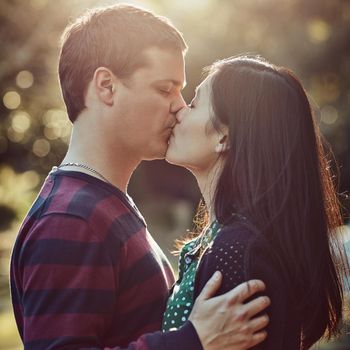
[{"xmin": 162, "ymin": 221, "xmax": 222, "ymax": 331}]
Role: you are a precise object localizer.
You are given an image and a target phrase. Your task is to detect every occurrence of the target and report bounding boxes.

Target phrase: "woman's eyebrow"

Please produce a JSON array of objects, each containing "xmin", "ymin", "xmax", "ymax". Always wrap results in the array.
[{"xmin": 194, "ymin": 87, "xmax": 201, "ymax": 100}]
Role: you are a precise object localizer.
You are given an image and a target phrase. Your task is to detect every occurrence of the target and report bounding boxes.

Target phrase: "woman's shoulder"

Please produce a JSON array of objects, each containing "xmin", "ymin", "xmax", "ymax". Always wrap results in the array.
[
  {"xmin": 213, "ymin": 220, "xmax": 269, "ymax": 252},
  {"xmin": 196, "ymin": 220, "xmax": 285, "ymax": 295},
  {"xmin": 214, "ymin": 221, "xmax": 287, "ymax": 285},
  {"xmin": 207, "ymin": 221, "xmax": 279, "ymax": 278}
]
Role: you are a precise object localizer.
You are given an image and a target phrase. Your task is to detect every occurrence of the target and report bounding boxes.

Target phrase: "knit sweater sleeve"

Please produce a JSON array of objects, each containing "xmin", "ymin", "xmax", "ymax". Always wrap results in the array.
[
  {"xmin": 12, "ymin": 213, "xmax": 202, "ymax": 350},
  {"xmin": 193, "ymin": 224, "xmax": 289, "ymax": 350}
]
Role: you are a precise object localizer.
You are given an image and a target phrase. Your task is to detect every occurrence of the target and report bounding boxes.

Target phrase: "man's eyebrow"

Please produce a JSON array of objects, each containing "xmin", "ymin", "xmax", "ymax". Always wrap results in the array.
[{"xmin": 154, "ymin": 79, "xmax": 187, "ymax": 89}]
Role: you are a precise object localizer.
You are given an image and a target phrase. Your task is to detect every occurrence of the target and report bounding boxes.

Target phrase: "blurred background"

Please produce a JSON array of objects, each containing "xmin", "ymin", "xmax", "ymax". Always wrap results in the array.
[{"xmin": 0, "ymin": 0, "xmax": 350, "ymax": 348}]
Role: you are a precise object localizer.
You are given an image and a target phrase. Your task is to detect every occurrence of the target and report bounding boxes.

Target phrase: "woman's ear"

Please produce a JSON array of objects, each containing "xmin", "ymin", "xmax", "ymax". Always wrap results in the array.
[
  {"xmin": 93, "ymin": 67, "xmax": 116, "ymax": 106},
  {"xmin": 215, "ymin": 134, "xmax": 230, "ymax": 154}
]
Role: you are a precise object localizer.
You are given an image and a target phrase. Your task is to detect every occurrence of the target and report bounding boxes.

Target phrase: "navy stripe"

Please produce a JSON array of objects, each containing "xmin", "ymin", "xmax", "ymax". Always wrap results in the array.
[
  {"xmin": 21, "ymin": 239, "xmax": 111, "ymax": 266},
  {"xmin": 25, "ymin": 336, "xmax": 100, "ymax": 350},
  {"xmin": 27, "ymin": 175, "xmax": 63, "ymax": 220},
  {"xmin": 10, "ymin": 279, "xmax": 21, "ymax": 304},
  {"xmin": 106, "ymin": 212, "xmax": 144, "ymax": 244},
  {"xmin": 27, "ymin": 195, "xmax": 46, "ymax": 220},
  {"xmin": 23, "ymin": 289, "xmax": 116, "ymax": 316},
  {"xmin": 118, "ymin": 296, "xmax": 166, "ymax": 330},
  {"xmin": 119, "ymin": 252, "xmax": 164, "ymax": 290},
  {"xmin": 67, "ymin": 184, "xmax": 111, "ymax": 220},
  {"xmin": 53, "ymin": 170, "xmax": 146, "ymax": 227}
]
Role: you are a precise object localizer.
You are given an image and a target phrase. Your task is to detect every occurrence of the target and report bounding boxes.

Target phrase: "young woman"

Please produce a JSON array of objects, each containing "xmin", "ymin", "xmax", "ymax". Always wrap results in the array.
[{"xmin": 163, "ymin": 55, "xmax": 347, "ymax": 349}]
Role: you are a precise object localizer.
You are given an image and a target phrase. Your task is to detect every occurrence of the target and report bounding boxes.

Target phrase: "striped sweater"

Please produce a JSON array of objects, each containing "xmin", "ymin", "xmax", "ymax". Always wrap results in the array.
[{"xmin": 10, "ymin": 170, "xmax": 202, "ymax": 350}]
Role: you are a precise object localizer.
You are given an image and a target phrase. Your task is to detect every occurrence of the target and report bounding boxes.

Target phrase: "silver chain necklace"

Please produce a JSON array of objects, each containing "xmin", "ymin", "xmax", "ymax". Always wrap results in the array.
[{"xmin": 53, "ymin": 162, "xmax": 113, "ymax": 185}]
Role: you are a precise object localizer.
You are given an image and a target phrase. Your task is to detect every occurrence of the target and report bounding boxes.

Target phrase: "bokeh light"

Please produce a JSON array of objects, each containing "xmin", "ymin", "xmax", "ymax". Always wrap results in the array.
[
  {"xmin": 307, "ymin": 18, "xmax": 332, "ymax": 44},
  {"xmin": 22, "ymin": 170, "xmax": 41, "ymax": 190},
  {"xmin": 321, "ymin": 105, "xmax": 338, "ymax": 125},
  {"xmin": 311, "ymin": 74, "xmax": 340, "ymax": 105},
  {"xmin": 32, "ymin": 138, "xmax": 51, "ymax": 157},
  {"xmin": 16, "ymin": 71, "xmax": 34, "ymax": 89},
  {"xmin": 11, "ymin": 111, "xmax": 31, "ymax": 133},
  {"xmin": 3, "ymin": 91, "xmax": 21, "ymax": 110},
  {"xmin": 42, "ymin": 108, "xmax": 71, "ymax": 142},
  {"xmin": 307, "ymin": 18, "xmax": 331, "ymax": 43},
  {"xmin": 7, "ymin": 127, "xmax": 24, "ymax": 143}
]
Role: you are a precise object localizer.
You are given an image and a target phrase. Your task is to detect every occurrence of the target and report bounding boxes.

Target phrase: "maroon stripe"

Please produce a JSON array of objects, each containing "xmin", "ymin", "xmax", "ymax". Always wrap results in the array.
[
  {"xmin": 24, "ymin": 313, "xmax": 108, "ymax": 342},
  {"xmin": 46, "ymin": 176, "xmax": 86, "ymax": 213},
  {"xmin": 117, "ymin": 270, "xmax": 168, "ymax": 312},
  {"xmin": 39, "ymin": 177, "xmax": 55, "ymax": 198},
  {"xmin": 25, "ymin": 215, "xmax": 101, "ymax": 242},
  {"xmin": 23, "ymin": 264, "xmax": 115, "ymax": 290},
  {"xmin": 122, "ymin": 229, "xmax": 152, "ymax": 268},
  {"xmin": 88, "ymin": 195, "xmax": 131, "ymax": 239}
]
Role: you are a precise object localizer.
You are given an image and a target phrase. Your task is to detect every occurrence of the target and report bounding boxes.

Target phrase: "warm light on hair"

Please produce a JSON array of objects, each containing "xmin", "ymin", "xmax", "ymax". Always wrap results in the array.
[{"xmin": 58, "ymin": 3, "xmax": 187, "ymax": 122}]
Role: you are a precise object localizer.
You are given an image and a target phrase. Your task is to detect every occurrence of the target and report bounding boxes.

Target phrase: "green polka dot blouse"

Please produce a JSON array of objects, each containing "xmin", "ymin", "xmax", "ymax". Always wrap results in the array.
[{"xmin": 162, "ymin": 220, "xmax": 222, "ymax": 331}]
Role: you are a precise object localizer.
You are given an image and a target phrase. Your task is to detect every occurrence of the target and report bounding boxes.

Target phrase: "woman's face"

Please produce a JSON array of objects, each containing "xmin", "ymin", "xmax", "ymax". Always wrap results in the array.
[{"xmin": 166, "ymin": 75, "xmax": 226, "ymax": 173}]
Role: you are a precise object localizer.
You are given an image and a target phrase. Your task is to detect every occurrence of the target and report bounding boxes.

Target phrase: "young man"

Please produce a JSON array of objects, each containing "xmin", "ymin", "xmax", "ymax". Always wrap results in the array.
[{"xmin": 10, "ymin": 4, "xmax": 270, "ymax": 349}]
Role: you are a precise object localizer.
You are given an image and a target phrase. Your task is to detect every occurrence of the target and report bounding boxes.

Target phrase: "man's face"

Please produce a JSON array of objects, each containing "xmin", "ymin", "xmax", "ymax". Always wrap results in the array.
[{"xmin": 111, "ymin": 47, "xmax": 186, "ymax": 161}]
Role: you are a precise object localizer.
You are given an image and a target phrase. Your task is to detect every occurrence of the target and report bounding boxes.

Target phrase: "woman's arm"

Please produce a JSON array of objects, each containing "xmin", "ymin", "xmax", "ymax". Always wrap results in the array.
[{"xmin": 194, "ymin": 224, "xmax": 290, "ymax": 350}]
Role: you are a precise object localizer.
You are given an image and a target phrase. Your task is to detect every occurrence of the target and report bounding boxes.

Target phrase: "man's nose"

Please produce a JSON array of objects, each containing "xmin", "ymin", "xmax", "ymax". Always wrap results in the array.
[
  {"xmin": 170, "ymin": 93, "xmax": 186, "ymax": 115},
  {"xmin": 175, "ymin": 106, "xmax": 188, "ymax": 123}
]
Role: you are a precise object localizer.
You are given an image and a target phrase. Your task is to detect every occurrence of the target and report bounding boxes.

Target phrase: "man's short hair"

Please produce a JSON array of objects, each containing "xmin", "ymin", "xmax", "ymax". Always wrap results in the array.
[{"xmin": 58, "ymin": 4, "xmax": 187, "ymax": 122}]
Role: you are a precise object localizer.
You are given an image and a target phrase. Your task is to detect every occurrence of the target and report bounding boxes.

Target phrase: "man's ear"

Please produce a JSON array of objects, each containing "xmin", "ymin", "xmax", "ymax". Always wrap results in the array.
[
  {"xmin": 93, "ymin": 67, "xmax": 115, "ymax": 106},
  {"xmin": 215, "ymin": 134, "xmax": 230, "ymax": 154}
]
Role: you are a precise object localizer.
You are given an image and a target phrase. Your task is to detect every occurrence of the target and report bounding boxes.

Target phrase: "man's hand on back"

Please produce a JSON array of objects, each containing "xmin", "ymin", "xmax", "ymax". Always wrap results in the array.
[{"xmin": 189, "ymin": 271, "xmax": 270, "ymax": 350}]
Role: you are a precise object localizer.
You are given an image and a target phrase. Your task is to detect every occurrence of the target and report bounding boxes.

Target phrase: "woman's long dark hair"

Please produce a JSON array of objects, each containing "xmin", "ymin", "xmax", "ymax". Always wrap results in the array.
[{"xmin": 207, "ymin": 55, "xmax": 347, "ymax": 349}]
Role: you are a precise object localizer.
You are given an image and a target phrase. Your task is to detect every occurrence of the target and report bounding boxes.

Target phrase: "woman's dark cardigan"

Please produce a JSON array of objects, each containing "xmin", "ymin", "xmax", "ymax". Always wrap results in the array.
[{"xmin": 194, "ymin": 222, "xmax": 302, "ymax": 350}]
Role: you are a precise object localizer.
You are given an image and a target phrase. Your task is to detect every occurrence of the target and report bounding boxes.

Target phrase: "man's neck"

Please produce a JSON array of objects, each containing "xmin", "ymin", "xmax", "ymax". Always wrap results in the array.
[{"xmin": 61, "ymin": 127, "xmax": 140, "ymax": 193}]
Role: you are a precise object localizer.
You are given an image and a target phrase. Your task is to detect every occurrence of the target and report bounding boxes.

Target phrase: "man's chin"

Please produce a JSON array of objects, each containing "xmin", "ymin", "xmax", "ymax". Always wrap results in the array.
[
  {"xmin": 164, "ymin": 157, "xmax": 176, "ymax": 165},
  {"xmin": 142, "ymin": 147, "xmax": 167, "ymax": 162},
  {"xmin": 164, "ymin": 151, "xmax": 179, "ymax": 166}
]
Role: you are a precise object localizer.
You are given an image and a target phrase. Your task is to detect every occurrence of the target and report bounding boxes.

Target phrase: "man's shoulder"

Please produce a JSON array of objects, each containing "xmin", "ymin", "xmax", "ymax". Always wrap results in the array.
[
  {"xmin": 33, "ymin": 172, "xmax": 133, "ymax": 221},
  {"xmin": 19, "ymin": 172, "xmax": 145, "ymax": 243}
]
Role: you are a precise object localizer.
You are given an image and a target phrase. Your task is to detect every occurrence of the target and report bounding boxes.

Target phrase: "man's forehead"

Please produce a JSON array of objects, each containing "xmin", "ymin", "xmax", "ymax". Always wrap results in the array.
[{"xmin": 140, "ymin": 47, "xmax": 186, "ymax": 86}]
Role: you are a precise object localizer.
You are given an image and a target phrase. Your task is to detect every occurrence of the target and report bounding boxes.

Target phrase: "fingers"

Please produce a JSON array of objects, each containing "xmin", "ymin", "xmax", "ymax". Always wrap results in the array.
[
  {"xmin": 248, "ymin": 314, "xmax": 269, "ymax": 333},
  {"xmin": 217, "ymin": 316, "xmax": 268, "ymax": 349},
  {"xmin": 243, "ymin": 296, "xmax": 271, "ymax": 319},
  {"xmin": 197, "ymin": 271, "xmax": 222, "ymax": 301},
  {"xmin": 225, "ymin": 279, "xmax": 266, "ymax": 305},
  {"xmin": 246, "ymin": 331, "xmax": 268, "ymax": 348}
]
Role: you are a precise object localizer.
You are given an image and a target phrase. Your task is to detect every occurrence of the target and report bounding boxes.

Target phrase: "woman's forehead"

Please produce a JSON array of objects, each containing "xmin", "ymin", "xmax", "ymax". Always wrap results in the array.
[{"xmin": 196, "ymin": 75, "xmax": 213, "ymax": 98}]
